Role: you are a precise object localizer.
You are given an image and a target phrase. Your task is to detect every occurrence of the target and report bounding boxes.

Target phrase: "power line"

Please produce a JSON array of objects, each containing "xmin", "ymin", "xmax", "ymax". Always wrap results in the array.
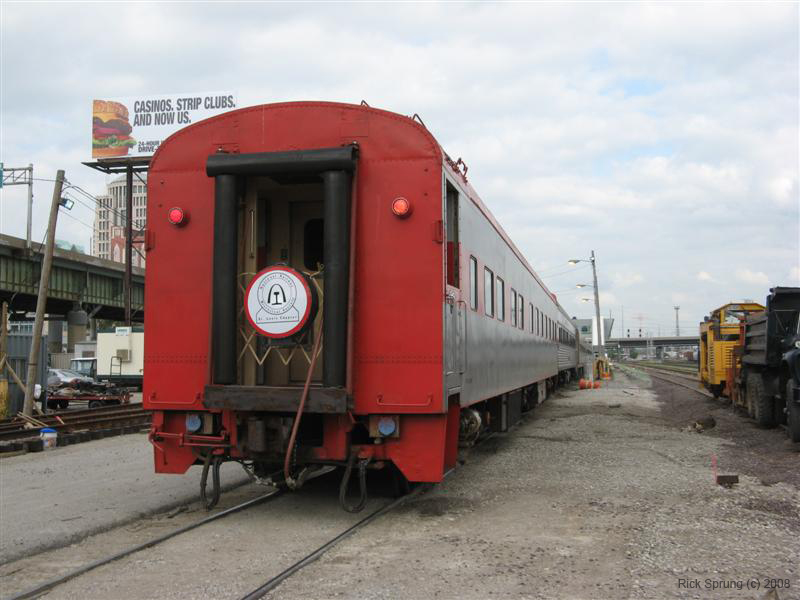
[
  {"xmin": 66, "ymin": 183, "xmax": 128, "ymax": 223},
  {"xmin": 60, "ymin": 195, "xmax": 146, "ymax": 261},
  {"xmin": 63, "ymin": 181, "xmax": 147, "ymax": 262},
  {"xmin": 58, "ymin": 208, "xmax": 94, "ymax": 231},
  {"xmin": 540, "ymin": 264, "xmax": 590, "ymax": 281},
  {"xmin": 62, "ymin": 192, "xmax": 101, "ymax": 220}
]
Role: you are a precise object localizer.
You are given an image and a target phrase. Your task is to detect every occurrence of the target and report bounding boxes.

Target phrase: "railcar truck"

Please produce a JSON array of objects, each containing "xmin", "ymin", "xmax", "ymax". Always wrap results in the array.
[{"xmin": 738, "ymin": 287, "xmax": 800, "ymax": 441}]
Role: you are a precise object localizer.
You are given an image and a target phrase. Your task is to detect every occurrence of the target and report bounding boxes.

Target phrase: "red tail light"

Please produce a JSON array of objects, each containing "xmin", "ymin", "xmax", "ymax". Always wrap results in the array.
[
  {"xmin": 168, "ymin": 207, "xmax": 187, "ymax": 226},
  {"xmin": 391, "ymin": 197, "xmax": 412, "ymax": 218}
]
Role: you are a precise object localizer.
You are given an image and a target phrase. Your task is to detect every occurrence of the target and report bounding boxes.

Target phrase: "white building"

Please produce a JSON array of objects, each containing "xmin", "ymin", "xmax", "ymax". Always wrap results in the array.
[
  {"xmin": 92, "ymin": 175, "xmax": 147, "ymax": 267},
  {"xmin": 573, "ymin": 316, "xmax": 614, "ymax": 348}
]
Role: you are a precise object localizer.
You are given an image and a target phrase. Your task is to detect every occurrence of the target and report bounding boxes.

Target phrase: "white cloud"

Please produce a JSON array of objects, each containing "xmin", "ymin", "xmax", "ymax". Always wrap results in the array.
[
  {"xmin": 599, "ymin": 291, "xmax": 618, "ymax": 306},
  {"xmin": 613, "ymin": 272, "xmax": 645, "ymax": 287},
  {"xmin": 768, "ymin": 175, "xmax": 798, "ymax": 206},
  {"xmin": 735, "ymin": 268, "xmax": 770, "ymax": 286},
  {"xmin": 0, "ymin": 2, "xmax": 796, "ymax": 333},
  {"xmin": 697, "ymin": 271, "xmax": 716, "ymax": 282},
  {"xmin": 789, "ymin": 266, "xmax": 800, "ymax": 283}
]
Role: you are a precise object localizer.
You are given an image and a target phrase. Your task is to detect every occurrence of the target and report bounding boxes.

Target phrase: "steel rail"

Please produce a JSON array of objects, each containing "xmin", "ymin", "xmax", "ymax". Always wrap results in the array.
[
  {"xmin": 4, "ymin": 490, "xmax": 284, "ymax": 600},
  {"xmin": 635, "ymin": 366, "xmax": 791, "ymax": 434},
  {"xmin": 0, "ymin": 404, "xmax": 148, "ymax": 429},
  {"xmin": 0, "ymin": 411, "xmax": 151, "ymax": 442},
  {"xmin": 0, "ymin": 410, "xmax": 149, "ymax": 433},
  {"xmin": 239, "ymin": 484, "xmax": 429, "ymax": 600},
  {"xmin": 636, "ymin": 360, "xmax": 696, "ymax": 373},
  {"xmin": 633, "ymin": 366, "xmax": 714, "ymax": 399},
  {"xmin": 637, "ymin": 365, "xmax": 699, "ymax": 383}
]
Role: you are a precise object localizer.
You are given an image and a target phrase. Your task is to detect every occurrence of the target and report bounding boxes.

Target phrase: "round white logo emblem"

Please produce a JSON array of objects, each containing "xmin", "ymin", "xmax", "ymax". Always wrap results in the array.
[{"xmin": 245, "ymin": 266, "xmax": 313, "ymax": 338}]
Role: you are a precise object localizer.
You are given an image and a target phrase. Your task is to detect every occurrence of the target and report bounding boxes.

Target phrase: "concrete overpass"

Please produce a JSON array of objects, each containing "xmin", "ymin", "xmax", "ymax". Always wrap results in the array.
[
  {"xmin": 0, "ymin": 234, "xmax": 144, "ymax": 322},
  {"xmin": 606, "ymin": 336, "xmax": 699, "ymax": 359},
  {"xmin": 607, "ymin": 336, "xmax": 699, "ymax": 349}
]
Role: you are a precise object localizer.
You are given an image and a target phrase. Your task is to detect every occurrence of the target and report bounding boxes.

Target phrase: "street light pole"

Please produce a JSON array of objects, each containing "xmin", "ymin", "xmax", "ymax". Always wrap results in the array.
[{"xmin": 590, "ymin": 250, "xmax": 605, "ymax": 359}]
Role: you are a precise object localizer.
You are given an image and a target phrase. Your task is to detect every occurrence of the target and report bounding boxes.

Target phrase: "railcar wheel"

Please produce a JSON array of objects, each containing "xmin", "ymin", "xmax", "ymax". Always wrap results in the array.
[
  {"xmin": 747, "ymin": 373, "xmax": 774, "ymax": 428},
  {"xmin": 786, "ymin": 380, "xmax": 800, "ymax": 443}
]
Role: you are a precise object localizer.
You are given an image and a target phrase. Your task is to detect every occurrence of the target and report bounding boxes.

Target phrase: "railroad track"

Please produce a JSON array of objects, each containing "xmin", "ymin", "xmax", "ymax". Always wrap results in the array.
[
  {"xmin": 627, "ymin": 365, "xmax": 714, "ymax": 399},
  {"xmin": 239, "ymin": 484, "xmax": 428, "ymax": 599},
  {"xmin": 0, "ymin": 404, "xmax": 151, "ymax": 443},
  {"xmin": 636, "ymin": 365, "xmax": 699, "ymax": 383},
  {"xmin": 7, "ymin": 482, "xmax": 427, "ymax": 600},
  {"xmin": 629, "ymin": 365, "xmax": 793, "ymax": 435},
  {"xmin": 631, "ymin": 361, "xmax": 697, "ymax": 375}
]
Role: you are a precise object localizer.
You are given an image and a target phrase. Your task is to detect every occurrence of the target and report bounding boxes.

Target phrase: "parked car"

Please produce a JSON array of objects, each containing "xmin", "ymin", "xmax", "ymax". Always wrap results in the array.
[{"xmin": 47, "ymin": 368, "xmax": 96, "ymax": 387}]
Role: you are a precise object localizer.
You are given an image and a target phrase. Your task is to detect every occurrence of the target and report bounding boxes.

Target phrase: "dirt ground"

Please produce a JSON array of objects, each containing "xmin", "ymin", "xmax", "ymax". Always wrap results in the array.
[
  {"xmin": 647, "ymin": 371, "xmax": 800, "ymax": 489},
  {"xmin": 0, "ymin": 431, "xmax": 249, "ymax": 564},
  {"xmin": 1, "ymin": 369, "xmax": 797, "ymax": 600}
]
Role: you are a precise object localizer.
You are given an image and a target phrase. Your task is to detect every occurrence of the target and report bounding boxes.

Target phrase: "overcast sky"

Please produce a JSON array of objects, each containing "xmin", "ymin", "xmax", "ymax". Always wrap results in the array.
[{"xmin": 1, "ymin": 2, "xmax": 797, "ymax": 335}]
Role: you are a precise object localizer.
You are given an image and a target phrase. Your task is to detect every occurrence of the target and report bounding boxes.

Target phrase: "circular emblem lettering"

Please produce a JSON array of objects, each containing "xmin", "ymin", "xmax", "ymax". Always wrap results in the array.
[{"xmin": 245, "ymin": 266, "xmax": 314, "ymax": 338}]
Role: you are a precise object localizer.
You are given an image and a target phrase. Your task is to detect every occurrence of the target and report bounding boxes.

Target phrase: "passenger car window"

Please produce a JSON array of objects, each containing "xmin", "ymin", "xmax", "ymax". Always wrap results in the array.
[
  {"xmin": 484, "ymin": 268, "xmax": 494, "ymax": 317},
  {"xmin": 469, "ymin": 257, "xmax": 478, "ymax": 310},
  {"xmin": 510, "ymin": 289, "xmax": 517, "ymax": 326},
  {"xmin": 496, "ymin": 277, "xmax": 505, "ymax": 321},
  {"xmin": 519, "ymin": 295, "xmax": 524, "ymax": 329}
]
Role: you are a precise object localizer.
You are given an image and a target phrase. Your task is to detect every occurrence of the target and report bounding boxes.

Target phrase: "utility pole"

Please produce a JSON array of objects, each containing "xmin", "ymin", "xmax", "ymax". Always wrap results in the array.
[
  {"xmin": 124, "ymin": 164, "xmax": 133, "ymax": 325},
  {"xmin": 23, "ymin": 170, "xmax": 65, "ymax": 416},
  {"xmin": 590, "ymin": 250, "xmax": 605, "ymax": 358},
  {"xmin": 0, "ymin": 163, "xmax": 34, "ymax": 250},
  {"xmin": 0, "ymin": 302, "xmax": 7, "ymax": 416},
  {"xmin": 674, "ymin": 306, "xmax": 680, "ymax": 336}
]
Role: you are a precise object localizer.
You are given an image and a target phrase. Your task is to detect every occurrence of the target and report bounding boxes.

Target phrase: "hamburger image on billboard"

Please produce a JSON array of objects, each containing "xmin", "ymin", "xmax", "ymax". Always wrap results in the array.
[{"xmin": 92, "ymin": 100, "xmax": 135, "ymax": 158}]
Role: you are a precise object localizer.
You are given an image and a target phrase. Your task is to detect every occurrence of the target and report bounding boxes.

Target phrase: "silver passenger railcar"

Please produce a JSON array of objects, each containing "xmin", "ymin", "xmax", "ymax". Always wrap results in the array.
[{"xmin": 442, "ymin": 165, "xmax": 585, "ymax": 433}]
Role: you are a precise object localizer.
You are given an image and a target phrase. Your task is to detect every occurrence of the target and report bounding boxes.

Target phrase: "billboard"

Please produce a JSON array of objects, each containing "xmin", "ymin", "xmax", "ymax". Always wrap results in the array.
[{"xmin": 92, "ymin": 92, "xmax": 237, "ymax": 159}]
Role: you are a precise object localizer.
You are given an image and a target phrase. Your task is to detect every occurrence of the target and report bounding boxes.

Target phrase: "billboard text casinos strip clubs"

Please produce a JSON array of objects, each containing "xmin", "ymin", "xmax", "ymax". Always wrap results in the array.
[{"xmin": 92, "ymin": 92, "xmax": 236, "ymax": 159}]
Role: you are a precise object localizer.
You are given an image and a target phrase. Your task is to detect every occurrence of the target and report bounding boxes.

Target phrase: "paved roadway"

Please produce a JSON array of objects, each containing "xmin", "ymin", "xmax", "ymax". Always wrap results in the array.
[{"xmin": 0, "ymin": 432, "xmax": 248, "ymax": 563}]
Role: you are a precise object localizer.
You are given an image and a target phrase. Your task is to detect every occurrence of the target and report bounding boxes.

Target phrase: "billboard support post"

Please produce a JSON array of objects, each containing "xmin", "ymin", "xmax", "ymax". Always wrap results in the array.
[{"xmin": 125, "ymin": 163, "xmax": 133, "ymax": 325}]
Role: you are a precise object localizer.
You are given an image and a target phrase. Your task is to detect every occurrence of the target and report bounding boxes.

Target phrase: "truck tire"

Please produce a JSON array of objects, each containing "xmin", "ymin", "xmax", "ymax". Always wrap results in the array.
[
  {"xmin": 747, "ymin": 373, "xmax": 774, "ymax": 427},
  {"xmin": 787, "ymin": 380, "xmax": 800, "ymax": 443}
]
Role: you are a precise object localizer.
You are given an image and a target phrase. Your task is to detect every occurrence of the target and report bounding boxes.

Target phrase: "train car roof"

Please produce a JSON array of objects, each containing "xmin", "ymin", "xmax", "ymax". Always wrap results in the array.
[
  {"xmin": 438, "ymin": 147, "xmax": 558, "ymax": 306},
  {"xmin": 152, "ymin": 100, "xmax": 567, "ymax": 319}
]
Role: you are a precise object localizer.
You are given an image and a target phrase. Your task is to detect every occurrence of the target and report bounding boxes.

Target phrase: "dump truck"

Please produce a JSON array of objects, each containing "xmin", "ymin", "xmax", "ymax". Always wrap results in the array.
[{"xmin": 727, "ymin": 287, "xmax": 800, "ymax": 441}]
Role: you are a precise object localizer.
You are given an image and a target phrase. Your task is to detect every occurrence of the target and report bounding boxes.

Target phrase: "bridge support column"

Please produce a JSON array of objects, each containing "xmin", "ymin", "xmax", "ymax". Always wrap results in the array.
[
  {"xmin": 47, "ymin": 321, "xmax": 63, "ymax": 354},
  {"xmin": 67, "ymin": 308, "xmax": 88, "ymax": 353}
]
